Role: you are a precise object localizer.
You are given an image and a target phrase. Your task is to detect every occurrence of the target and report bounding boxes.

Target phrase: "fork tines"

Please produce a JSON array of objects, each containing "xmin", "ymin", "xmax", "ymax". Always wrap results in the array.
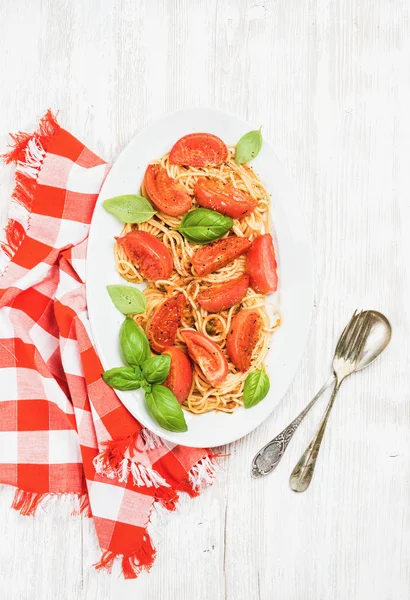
[
  {"xmin": 335, "ymin": 310, "xmax": 373, "ymax": 363},
  {"xmin": 334, "ymin": 310, "xmax": 359, "ymax": 357}
]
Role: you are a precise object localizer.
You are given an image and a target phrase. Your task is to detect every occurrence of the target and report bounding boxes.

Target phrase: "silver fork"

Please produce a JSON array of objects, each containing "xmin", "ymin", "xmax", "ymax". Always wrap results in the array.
[{"xmin": 289, "ymin": 310, "xmax": 373, "ymax": 492}]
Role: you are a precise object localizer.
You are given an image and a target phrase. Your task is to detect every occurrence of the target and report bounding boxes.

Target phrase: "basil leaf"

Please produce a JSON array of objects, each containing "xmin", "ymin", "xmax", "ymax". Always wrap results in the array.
[
  {"xmin": 120, "ymin": 317, "xmax": 151, "ymax": 367},
  {"xmin": 142, "ymin": 354, "xmax": 171, "ymax": 384},
  {"xmin": 107, "ymin": 284, "xmax": 146, "ymax": 315},
  {"xmin": 243, "ymin": 369, "xmax": 270, "ymax": 408},
  {"xmin": 145, "ymin": 384, "xmax": 188, "ymax": 432},
  {"xmin": 177, "ymin": 208, "xmax": 233, "ymax": 244},
  {"xmin": 235, "ymin": 128, "xmax": 263, "ymax": 164},
  {"xmin": 103, "ymin": 194, "xmax": 155, "ymax": 223},
  {"xmin": 102, "ymin": 366, "xmax": 142, "ymax": 391}
]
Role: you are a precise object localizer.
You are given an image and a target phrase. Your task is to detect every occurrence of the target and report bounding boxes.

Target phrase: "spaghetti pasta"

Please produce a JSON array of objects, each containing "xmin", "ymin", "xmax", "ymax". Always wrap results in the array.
[{"xmin": 114, "ymin": 148, "xmax": 280, "ymax": 414}]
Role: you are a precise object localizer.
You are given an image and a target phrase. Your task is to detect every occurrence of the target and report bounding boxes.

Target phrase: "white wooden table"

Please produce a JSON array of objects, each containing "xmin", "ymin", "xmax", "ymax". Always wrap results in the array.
[{"xmin": 1, "ymin": 1, "xmax": 409, "ymax": 599}]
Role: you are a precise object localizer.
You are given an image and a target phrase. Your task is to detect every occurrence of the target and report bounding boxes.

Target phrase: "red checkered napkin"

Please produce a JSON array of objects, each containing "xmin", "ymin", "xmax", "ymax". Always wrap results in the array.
[{"xmin": 0, "ymin": 111, "xmax": 218, "ymax": 578}]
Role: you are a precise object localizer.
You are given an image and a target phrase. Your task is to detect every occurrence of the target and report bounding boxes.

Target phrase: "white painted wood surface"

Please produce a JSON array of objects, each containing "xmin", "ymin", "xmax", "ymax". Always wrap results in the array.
[{"xmin": 0, "ymin": 1, "xmax": 409, "ymax": 598}]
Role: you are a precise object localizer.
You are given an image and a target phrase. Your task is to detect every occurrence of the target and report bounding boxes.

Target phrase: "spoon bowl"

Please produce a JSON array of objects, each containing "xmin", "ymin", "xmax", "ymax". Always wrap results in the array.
[{"xmin": 356, "ymin": 310, "xmax": 392, "ymax": 370}]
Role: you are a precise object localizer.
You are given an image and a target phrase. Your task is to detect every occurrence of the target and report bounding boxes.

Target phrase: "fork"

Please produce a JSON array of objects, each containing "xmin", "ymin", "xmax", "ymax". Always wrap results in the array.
[{"xmin": 289, "ymin": 310, "xmax": 373, "ymax": 492}]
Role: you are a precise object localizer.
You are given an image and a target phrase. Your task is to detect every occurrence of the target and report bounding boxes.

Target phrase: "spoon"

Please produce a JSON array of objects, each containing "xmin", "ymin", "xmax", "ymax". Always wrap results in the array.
[{"xmin": 251, "ymin": 310, "xmax": 391, "ymax": 478}]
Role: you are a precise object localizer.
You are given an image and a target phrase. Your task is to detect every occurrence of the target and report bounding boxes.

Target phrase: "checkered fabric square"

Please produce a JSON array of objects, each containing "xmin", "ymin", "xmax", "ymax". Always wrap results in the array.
[{"xmin": 0, "ymin": 111, "xmax": 218, "ymax": 578}]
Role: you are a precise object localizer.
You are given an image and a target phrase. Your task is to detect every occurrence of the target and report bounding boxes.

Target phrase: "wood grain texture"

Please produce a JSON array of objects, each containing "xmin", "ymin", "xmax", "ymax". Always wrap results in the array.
[{"xmin": 0, "ymin": 0, "xmax": 409, "ymax": 598}]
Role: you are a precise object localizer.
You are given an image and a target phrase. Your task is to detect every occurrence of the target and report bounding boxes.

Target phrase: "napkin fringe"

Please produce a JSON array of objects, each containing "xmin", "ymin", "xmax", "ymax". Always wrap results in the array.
[
  {"xmin": 11, "ymin": 488, "xmax": 91, "ymax": 517},
  {"xmin": 94, "ymin": 534, "xmax": 156, "ymax": 579},
  {"xmin": 156, "ymin": 453, "xmax": 220, "ymax": 512},
  {"xmin": 0, "ymin": 110, "xmax": 59, "ymax": 260},
  {"xmin": 188, "ymin": 454, "xmax": 221, "ymax": 491},
  {"xmin": 93, "ymin": 435, "xmax": 219, "ymax": 493},
  {"xmin": 93, "ymin": 432, "xmax": 170, "ymax": 489},
  {"xmin": 73, "ymin": 492, "xmax": 93, "ymax": 517},
  {"xmin": 137, "ymin": 427, "xmax": 164, "ymax": 451}
]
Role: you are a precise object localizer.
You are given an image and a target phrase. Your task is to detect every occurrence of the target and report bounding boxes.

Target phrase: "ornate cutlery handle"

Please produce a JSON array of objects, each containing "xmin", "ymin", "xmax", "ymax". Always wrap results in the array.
[
  {"xmin": 289, "ymin": 379, "xmax": 341, "ymax": 492},
  {"xmin": 251, "ymin": 375, "xmax": 334, "ymax": 478}
]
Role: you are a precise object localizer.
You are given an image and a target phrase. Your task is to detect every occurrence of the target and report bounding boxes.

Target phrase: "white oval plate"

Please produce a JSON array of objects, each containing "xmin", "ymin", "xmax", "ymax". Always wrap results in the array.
[{"xmin": 86, "ymin": 108, "xmax": 313, "ymax": 448}]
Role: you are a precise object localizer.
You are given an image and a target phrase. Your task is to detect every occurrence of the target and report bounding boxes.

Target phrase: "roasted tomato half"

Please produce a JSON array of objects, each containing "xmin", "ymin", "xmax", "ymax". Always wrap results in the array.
[
  {"xmin": 191, "ymin": 236, "xmax": 252, "ymax": 276},
  {"xmin": 246, "ymin": 233, "xmax": 278, "ymax": 294},
  {"xmin": 162, "ymin": 346, "xmax": 193, "ymax": 404},
  {"xmin": 169, "ymin": 133, "xmax": 228, "ymax": 167},
  {"xmin": 226, "ymin": 309, "xmax": 262, "ymax": 371},
  {"xmin": 144, "ymin": 164, "xmax": 192, "ymax": 216},
  {"xmin": 147, "ymin": 294, "xmax": 185, "ymax": 353},
  {"xmin": 197, "ymin": 274, "xmax": 249, "ymax": 312},
  {"xmin": 195, "ymin": 178, "xmax": 257, "ymax": 219},
  {"xmin": 116, "ymin": 230, "xmax": 173, "ymax": 281},
  {"xmin": 180, "ymin": 329, "xmax": 228, "ymax": 386}
]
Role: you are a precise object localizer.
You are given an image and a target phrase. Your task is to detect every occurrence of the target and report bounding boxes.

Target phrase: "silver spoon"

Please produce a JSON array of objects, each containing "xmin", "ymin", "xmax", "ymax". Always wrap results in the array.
[{"xmin": 251, "ymin": 310, "xmax": 392, "ymax": 478}]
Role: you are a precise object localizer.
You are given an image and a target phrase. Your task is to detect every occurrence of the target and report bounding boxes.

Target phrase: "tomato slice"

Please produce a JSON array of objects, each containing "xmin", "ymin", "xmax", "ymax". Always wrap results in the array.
[
  {"xmin": 117, "ymin": 230, "xmax": 173, "ymax": 282},
  {"xmin": 162, "ymin": 346, "xmax": 193, "ymax": 403},
  {"xmin": 197, "ymin": 274, "xmax": 249, "ymax": 312},
  {"xmin": 147, "ymin": 294, "xmax": 185, "ymax": 353},
  {"xmin": 191, "ymin": 236, "xmax": 252, "ymax": 276},
  {"xmin": 180, "ymin": 329, "xmax": 228, "ymax": 387},
  {"xmin": 246, "ymin": 233, "xmax": 278, "ymax": 294},
  {"xmin": 169, "ymin": 133, "xmax": 228, "ymax": 167},
  {"xmin": 226, "ymin": 309, "xmax": 262, "ymax": 371},
  {"xmin": 144, "ymin": 164, "xmax": 192, "ymax": 216},
  {"xmin": 195, "ymin": 178, "xmax": 257, "ymax": 219}
]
